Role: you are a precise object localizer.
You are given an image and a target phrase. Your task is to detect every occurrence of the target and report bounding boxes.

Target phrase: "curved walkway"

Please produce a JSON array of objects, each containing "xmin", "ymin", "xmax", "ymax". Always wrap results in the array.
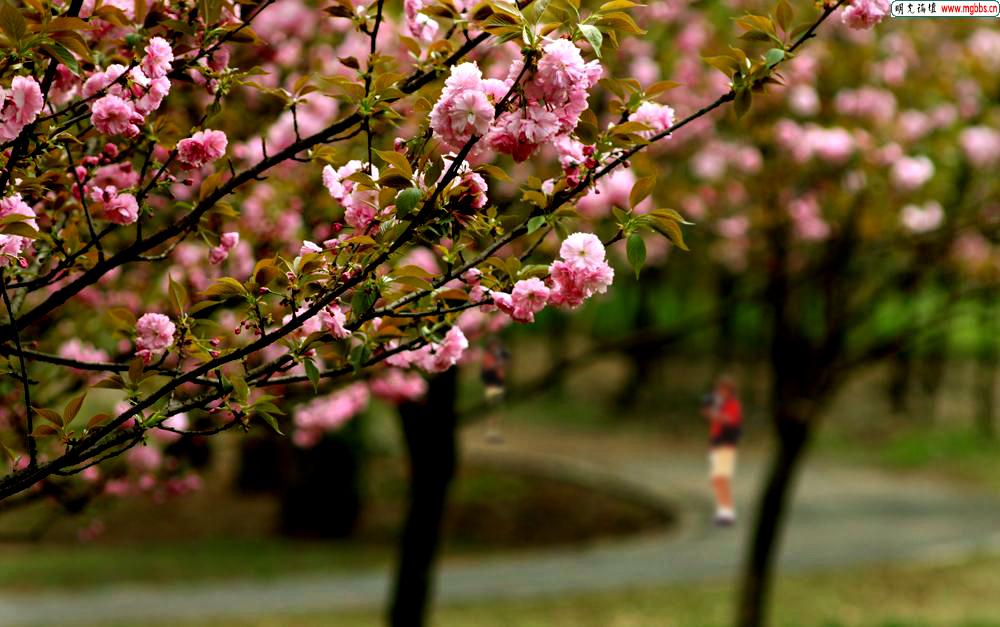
[{"xmin": 3, "ymin": 424, "xmax": 1000, "ymax": 625}]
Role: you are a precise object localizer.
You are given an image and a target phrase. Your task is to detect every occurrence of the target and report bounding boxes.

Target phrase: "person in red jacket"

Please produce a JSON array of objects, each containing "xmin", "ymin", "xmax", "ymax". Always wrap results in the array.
[{"xmin": 701, "ymin": 374, "xmax": 742, "ymax": 526}]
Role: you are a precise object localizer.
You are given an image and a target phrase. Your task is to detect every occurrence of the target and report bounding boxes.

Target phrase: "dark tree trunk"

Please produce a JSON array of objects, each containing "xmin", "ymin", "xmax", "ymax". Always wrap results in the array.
[
  {"xmin": 388, "ymin": 368, "xmax": 459, "ymax": 627},
  {"xmin": 615, "ymin": 268, "xmax": 662, "ymax": 410},
  {"xmin": 279, "ymin": 425, "xmax": 364, "ymax": 538},
  {"xmin": 887, "ymin": 348, "xmax": 913, "ymax": 415},
  {"xmin": 714, "ymin": 269, "xmax": 738, "ymax": 371},
  {"xmin": 737, "ymin": 411, "xmax": 812, "ymax": 627},
  {"xmin": 737, "ymin": 202, "xmax": 821, "ymax": 627}
]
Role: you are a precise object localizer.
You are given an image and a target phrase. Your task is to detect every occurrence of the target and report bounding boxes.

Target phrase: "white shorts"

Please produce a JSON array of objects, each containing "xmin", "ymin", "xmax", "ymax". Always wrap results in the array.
[{"xmin": 709, "ymin": 446, "xmax": 737, "ymax": 479}]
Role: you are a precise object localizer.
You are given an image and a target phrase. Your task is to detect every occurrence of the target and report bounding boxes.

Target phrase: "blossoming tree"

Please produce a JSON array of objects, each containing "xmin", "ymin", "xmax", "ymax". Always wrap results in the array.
[{"xmin": 0, "ymin": 0, "xmax": 896, "ymax": 623}]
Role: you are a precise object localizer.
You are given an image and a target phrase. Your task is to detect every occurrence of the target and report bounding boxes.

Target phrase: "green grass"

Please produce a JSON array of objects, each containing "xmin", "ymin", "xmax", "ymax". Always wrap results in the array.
[
  {"xmin": 817, "ymin": 426, "xmax": 1000, "ymax": 490},
  {"xmin": 0, "ymin": 537, "xmax": 392, "ymax": 592},
  {"xmin": 108, "ymin": 555, "xmax": 1000, "ymax": 627}
]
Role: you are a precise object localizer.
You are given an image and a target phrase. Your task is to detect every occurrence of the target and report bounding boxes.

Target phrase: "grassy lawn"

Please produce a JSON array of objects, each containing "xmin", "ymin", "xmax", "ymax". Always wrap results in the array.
[
  {"xmin": 0, "ymin": 538, "xmax": 392, "ymax": 592},
  {"xmin": 0, "ymin": 458, "xmax": 667, "ymax": 593},
  {"xmin": 116, "ymin": 555, "xmax": 1000, "ymax": 627},
  {"xmin": 816, "ymin": 426, "xmax": 1000, "ymax": 491}
]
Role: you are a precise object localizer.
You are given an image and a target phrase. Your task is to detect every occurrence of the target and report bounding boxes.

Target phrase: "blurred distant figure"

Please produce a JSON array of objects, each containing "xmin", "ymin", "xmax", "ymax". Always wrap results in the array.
[
  {"xmin": 481, "ymin": 339, "xmax": 509, "ymax": 443},
  {"xmin": 701, "ymin": 375, "xmax": 742, "ymax": 526}
]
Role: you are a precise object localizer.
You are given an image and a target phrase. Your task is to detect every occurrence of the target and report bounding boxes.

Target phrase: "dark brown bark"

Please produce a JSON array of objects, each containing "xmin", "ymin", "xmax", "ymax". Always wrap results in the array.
[
  {"xmin": 388, "ymin": 368, "xmax": 459, "ymax": 627},
  {"xmin": 736, "ymin": 411, "xmax": 812, "ymax": 627}
]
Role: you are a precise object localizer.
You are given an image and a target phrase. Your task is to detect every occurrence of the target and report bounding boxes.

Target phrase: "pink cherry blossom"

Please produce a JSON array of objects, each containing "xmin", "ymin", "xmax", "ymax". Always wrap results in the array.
[
  {"xmin": 91, "ymin": 94, "xmax": 143, "ymax": 137},
  {"xmin": 0, "ymin": 76, "xmax": 43, "ymax": 142},
  {"xmin": 177, "ymin": 129, "xmax": 228, "ymax": 168},
  {"xmin": 370, "ymin": 369, "xmax": 428, "ymax": 403},
  {"xmin": 890, "ymin": 155, "xmax": 934, "ymax": 191},
  {"xmin": 0, "ymin": 194, "xmax": 37, "ymax": 266},
  {"xmin": 104, "ymin": 192, "xmax": 140, "ymax": 225},
  {"xmin": 841, "ymin": 0, "xmax": 890, "ymax": 29},
  {"xmin": 293, "ymin": 383, "xmax": 369, "ymax": 448},
  {"xmin": 58, "ymin": 339, "xmax": 110, "ymax": 367},
  {"xmin": 319, "ymin": 304, "xmax": 351, "ymax": 339},
  {"xmin": 501, "ymin": 277, "xmax": 550, "ymax": 323},
  {"xmin": 559, "ymin": 232, "xmax": 606, "ymax": 270},
  {"xmin": 788, "ymin": 196, "xmax": 831, "ymax": 241},
  {"xmin": 629, "ymin": 102, "xmax": 676, "ymax": 138},
  {"xmin": 82, "ymin": 64, "xmax": 128, "ymax": 99},
  {"xmin": 209, "ymin": 231, "xmax": 240, "ymax": 264},
  {"xmin": 141, "ymin": 37, "xmax": 174, "ymax": 79},
  {"xmin": 960, "ymin": 126, "xmax": 1000, "ymax": 168},
  {"xmin": 900, "ymin": 201, "xmax": 944, "ymax": 233},
  {"xmin": 135, "ymin": 313, "xmax": 176, "ymax": 363},
  {"xmin": 404, "ymin": 0, "xmax": 438, "ymax": 42},
  {"xmin": 430, "ymin": 63, "xmax": 495, "ymax": 151},
  {"xmin": 322, "ymin": 160, "xmax": 381, "ymax": 230},
  {"xmin": 546, "ymin": 233, "xmax": 615, "ymax": 309}
]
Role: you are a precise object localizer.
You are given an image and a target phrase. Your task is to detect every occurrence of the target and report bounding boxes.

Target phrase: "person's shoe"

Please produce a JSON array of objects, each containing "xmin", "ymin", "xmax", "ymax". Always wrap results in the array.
[{"xmin": 714, "ymin": 508, "xmax": 736, "ymax": 527}]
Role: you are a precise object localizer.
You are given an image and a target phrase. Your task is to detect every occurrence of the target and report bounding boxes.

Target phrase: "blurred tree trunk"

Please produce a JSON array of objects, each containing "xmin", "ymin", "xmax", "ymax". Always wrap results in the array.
[
  {"xmin": 388, "ymin": 368, "xmax": 459, "ymax": 627},
  {"xmin": 975, "ymin": 295, "xmax": 997, "ymax": 440},
  {"xmin": 615, "ymin": 266, "xmax": 666, "ymax": 410},
  {"xmin": 236, "ymin": 417, "xmax": 365, "ymax": 539},
  {"xmin": 737, "ymin": 412, "xmax": 811, "ymax": 627},
  {"xmin": 887, "ymin": 348, "xmax": 913, "ymax": 415},
  {"xmin": 279, "ymin": 424, "xmax": 364, "ymax": 538},
  {"xmin": 737, "ymin": 294, "xmax": 818, "ymax": 627},
  {"xmin": 737, "ymin": 205, "xmax": 829, "ymax": 627},
  {"xmin": 714, "ymin": 269, "xmax": 738, "ymax": 372}
]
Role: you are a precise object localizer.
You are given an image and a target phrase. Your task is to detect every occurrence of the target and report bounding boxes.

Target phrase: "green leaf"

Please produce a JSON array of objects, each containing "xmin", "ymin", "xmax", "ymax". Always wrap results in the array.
[
  {"xmin": 41, "ymin": 42, "xmax": 80, "ymax": 75},
  {"xmin": 626, "ymin": 233, "xmax": 646, "ymax": 278},
  {"xmin": 168, "ymin": 275, "xmax": 188, "ymax": 314},
  {"xmin": 526, "ymin": 215, "xmax": 546, "ymax": 235},
  {"xmin": 734, "ymin": 88, "xmax": 752, "ymax": 119},
  {"xmin": 350, "ymin": 282, "xmax": 380, "ymax": 316},
  {"xmin": 629, "ymin": 175, "xmax": 656, "ymax": 209},
  {"xmin": 128, "ymin": 358, "xmax": 145, "ymax": 386},
  {"xmin": 32, "ymin": 407, "xmax": 63, "ymax": 428},
  {"xmin": 651, "ymin": 208, "xmax": 694, "ymax": 225},
  {"xmin": 703, "ymin": 55, "xmax": 740, "ymax": 78},
  {"xmin": 375, "ymin": 149, "xmax": 413, "ymax": 180},
  {"xmin": 476, "ymin": 163, "xmax": 511, "ymax": 182},
  {"xmin": 0, "ymin": 437, "xmax": 14, "ymax": 461},
  {"xmin": 764, "ymin": 48, "xmax": 785, "ymax": 68},
  {"xmin": 201, "ymin": 277, "xmax": 247, "ymax": 301},
  {"xmin": 644, "ymin": 80, "xmax": 682, "ymax": 98},
  {"xmin": 63, "ymin": 393, "xmax": 86, "ymax": 425},
  {"xmin": 256, "ymin": 412, "xmax": 284, "ymax": 435},
  {"xmin": 394, "ymin": 187, "xmax": 422, "ymax": 217},
  {"xmin": 776, "ymin": 0, "xmax": 793, "ymax": 32},
  {"xmin": 579, "ymin": 24, "xmax": 602, "ymax": 58},
  {"xmin": 230, "ymin": 375, "xmax": 250, "ymax": 402},
  {"xmin": 650, "ymin": 216, "xmax": 689, "ymax": 251},
  {"xmin": 304, "ymin": 358, "xmax": 320, "ymax": 392},
  {"xmin": 0, "ymin": 2, "xmax": 26, "ymax": 45},
  {"xmin": 2, "ymin": 222, "xmax": 39, "ymax": 239}
]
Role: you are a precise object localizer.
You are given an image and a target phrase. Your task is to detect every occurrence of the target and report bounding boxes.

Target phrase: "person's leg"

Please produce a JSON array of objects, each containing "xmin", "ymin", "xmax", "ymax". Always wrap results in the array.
[
  {"xmin": 709, "ymin": 447, "xmax": 736, "ymax": 525},
  {"xmin": 712, "ymin": 475, "xmax": 732, "ymax": 509}
]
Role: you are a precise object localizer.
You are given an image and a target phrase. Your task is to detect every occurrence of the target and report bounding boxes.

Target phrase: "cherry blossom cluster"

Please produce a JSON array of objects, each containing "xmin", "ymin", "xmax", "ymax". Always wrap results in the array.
[
  {"xmin": 0, "ymin": 76, "xmax": 43, "ymax": 142},
  {"xmin": 841, "ymin": 0, "xmax": 891, "ymax": 29},
  {"xmin": 322, "ymin": 160, "xmax": 382, "ymax": 231},
  {"xmin": 135, "ymin": 313, "xmax": 176, "ymax": 364},
  {"xmin": 491, "ymin": 232, "xmax": 615, "ymax": 323},
  {"xmin": 292, "ymin": 382, "xmax": 369, "ymax": 448},
  {"xmin": 88, "ymin": 37, "xmax": 174, "ymax": 138},
  {"xmin": 431, "ymin": 38, "xmax": 603, "ymax": 162},
  {"xmin": 0, "ymin": 194, "xmax": 38, "ymax": 267}
]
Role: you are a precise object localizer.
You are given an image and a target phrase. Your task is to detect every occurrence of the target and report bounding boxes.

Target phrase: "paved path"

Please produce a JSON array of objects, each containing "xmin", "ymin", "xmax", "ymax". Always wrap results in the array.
[{"xmin": 3, "ymin": 424, "xmax": 1000, "ymax": 626}]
